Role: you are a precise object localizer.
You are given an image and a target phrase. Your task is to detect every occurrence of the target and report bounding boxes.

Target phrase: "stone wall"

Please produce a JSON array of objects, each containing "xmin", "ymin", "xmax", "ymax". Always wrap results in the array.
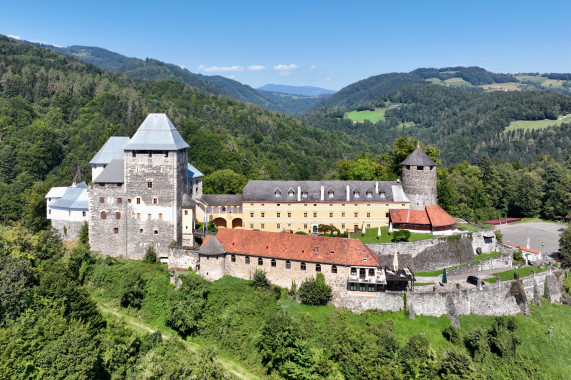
[
  {"xmin": 89, "ymin": 184, "xmax": 128, "ymax": 258},
  {"xmin": 401, "ymin": 165, "xmax": 437, "ymax": 210},
  {"xmin": 168, "ymin": 248, "xmax": 199, "ymax": 271},
  {"xmin": 367, "ymin": 230, "xmax": 497, "ymax": 272},
  {"xmin": 340, "ymin": 270, "xmax": 563, "ymax": 319},
  {"xmin": 447, "ymin": 254, "xmax": 513, "ymax": 276},
  {"xmin": 51, "ymin": 219, "xmax": 85, "ymax": 241}
]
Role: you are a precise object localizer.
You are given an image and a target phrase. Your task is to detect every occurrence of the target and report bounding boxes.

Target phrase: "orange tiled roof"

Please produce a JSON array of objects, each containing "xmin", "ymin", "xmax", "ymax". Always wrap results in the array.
[
  {"xmin": 213, "ymin": 229, "xmax": 379, "ymax": 266},
  {"xmin": 503, "ymin": 243, "xmax": 540, "ymax": 254},
  {"xmin": 389, "ymin": 209, "xmax": 430, "ymax": 225},
  {"xmin": 425, "ymin": 205, "xmax": 456, "ymax": 227}
]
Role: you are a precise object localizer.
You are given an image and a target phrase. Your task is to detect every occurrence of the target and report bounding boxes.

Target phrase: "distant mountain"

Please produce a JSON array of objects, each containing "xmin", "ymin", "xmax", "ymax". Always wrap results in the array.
[
  {"xmin": 257, "ymin": 84, "xmax": 335, "ymax": 96},
  {"xmin": 16, "ymin": 40, "xmax": 319, "ymax": 115}
]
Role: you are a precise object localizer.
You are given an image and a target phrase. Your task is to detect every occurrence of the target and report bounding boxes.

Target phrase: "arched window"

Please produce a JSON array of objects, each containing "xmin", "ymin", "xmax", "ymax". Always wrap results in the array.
[
  {"xmin": 245, "ymin": 256, "xmax": 250, "ymax": 265},
  {"xmin": 331, "ymin": 265, "xmax": 338, "ymax": 274},
  {"xmin": 285, "ymin": 261, "xmax": 291, "ymax": 269},
  {"xmin": 99, "ymin": 197, "xmax": 104, "ymax": 204},
  {"xmin": 117, "ymin": 197, "xmax": 122, "ymax": 204},
  {"xmin": 231, "ymin": 254, "xmax": 236, "ymax": 262},
  {"xmin": 101, "ymin": 211, "xmax": 107, "ymax": 219},
  {"xmin": 301, "ymin": 262, "xmax": 306, "ymax": 271},
  {"xmin": 316, "ymin": 264, "xmax": 321, "ymax": 272},
  {"xmin": 258, "ymin": 257, "xmax": 263, "ymax": 266},
  {"xmin": 271, "ymin": 259, "xmax": 276, "ymax": 267},
  {"xmin": 147, "ymin": 180, "xmax": 153, "ymax": 188}
]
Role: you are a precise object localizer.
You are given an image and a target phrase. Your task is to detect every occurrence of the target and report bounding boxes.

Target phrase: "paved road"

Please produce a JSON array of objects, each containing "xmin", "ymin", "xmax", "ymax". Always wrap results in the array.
[{"xmin": 496, "ymin": 221, "xmax": 566, "ymax": 258}]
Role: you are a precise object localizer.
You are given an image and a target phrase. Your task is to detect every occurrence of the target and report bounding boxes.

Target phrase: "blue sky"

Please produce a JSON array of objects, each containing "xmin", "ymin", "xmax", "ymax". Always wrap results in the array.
[{"xmin": 2, "ymin": 0, "xmax": 571, "ymax": 90}]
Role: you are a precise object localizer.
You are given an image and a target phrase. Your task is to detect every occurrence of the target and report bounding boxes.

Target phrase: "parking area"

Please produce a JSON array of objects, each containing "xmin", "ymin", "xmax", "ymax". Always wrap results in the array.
[{"xmin": 496, "ymin": 221, "xmax": 566, "ymax": 258}]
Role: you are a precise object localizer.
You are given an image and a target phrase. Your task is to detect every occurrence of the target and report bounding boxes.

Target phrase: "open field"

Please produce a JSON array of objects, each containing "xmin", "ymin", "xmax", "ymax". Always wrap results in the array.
[
  {"xmin": 515, "ymin": 75, "xmax": 546, "ymax": 83},
  {"xmin": 350, "ymin": 226, "xmax": 433, "ymax": 243},
  {"xmin": 503, "ymin": 114, "xmax": 571, "ymax": 133},
  {"xmin": 479, "ymin": 82, "xmax": 521, "ymax": 91},
  {"xmin": 344, "ymin": 108, "xmax": 386, "ymax": 123},
  {"xmin": 425, "ymin": 77, "xmax": 443, "ymax": 85},
  {"xmin": 443, "ymin": 77, "xmax": 472, "ymax": 87}
]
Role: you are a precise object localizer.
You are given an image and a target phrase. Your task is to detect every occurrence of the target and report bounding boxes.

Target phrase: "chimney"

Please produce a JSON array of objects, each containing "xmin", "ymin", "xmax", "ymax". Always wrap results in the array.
[
  {"xmin": 375, "ymin": 182, "xmax": 379, "ymax": 194},
  {"xmin": 320, "ymin": 185, "xmax": 324, "ymax": 201},
  {"xmin": 72, "ymin": 182, "xmax": 77, "ymax": 187},
  {"xmin": 346, "ymin": 185, "xmax": 350, "ymax": 201},
  {"xmin": 297, "ymin": 186, "xmax": 301, "ymax": 202}
]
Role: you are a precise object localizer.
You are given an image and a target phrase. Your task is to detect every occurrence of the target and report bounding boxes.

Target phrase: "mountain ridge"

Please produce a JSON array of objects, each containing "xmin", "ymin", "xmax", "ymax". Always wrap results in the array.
[{"xmin": 257, "ymin": 84, "xmax": 335, "ymax": 96}]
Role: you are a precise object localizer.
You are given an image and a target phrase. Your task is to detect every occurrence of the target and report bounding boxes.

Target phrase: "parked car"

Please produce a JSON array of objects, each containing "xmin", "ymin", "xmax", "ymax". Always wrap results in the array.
[{"xmin": 467, "ymin": 276, "xmax": 484, "ymax": 286}]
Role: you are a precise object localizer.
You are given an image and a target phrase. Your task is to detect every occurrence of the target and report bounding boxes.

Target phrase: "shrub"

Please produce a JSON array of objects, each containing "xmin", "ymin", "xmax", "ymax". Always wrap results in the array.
[
  {"xmin": 494, "ymin": 229, "xmax": 503, "ymax": 242},
  {"xmin": 79, "ymin": 222, "xmax": 89, "ymax": 245},
  {"xmin": 251, "ymin": 269, "xmax": 270, "ymax": 289},
  {"xmin": 513, "ymin": 250, "xmax": 524, "ymax": 264},
  {"xmin": 120, "ymin": 274, "xmax": 145, "ymax": 309},
  {"xmin": 143, "ymin": 246, "xmax": 157, "ymax": 264},
  {"xmin": 391, "ymin": 229, "xmax": 411, "ymax": 242},
  {"xmin": 443, "ymin": 325, "xmax": 462, "ymax": 345},
  {"xmin": 298, "ymin": 273, "xmax": 332, "ymax": 306}
]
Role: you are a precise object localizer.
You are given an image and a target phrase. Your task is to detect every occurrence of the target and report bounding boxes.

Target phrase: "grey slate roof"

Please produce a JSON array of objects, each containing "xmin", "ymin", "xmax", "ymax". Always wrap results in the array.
[
  {"xmin": 89, "ymin": 137, "xmax": 130, "ymax": 164},
  {"xmin": 93, "ymin": 159, "xmax": 124, "ymax": 183},
  {"xmin": 242, "ymin": 180, "xmax": 408, "ymax": 203},
  {"xmin": 199, "ymin": 194, "xmax": 243, "ymax": 206},
  {"xmin": 182, "ymin": 194, "xmax": 196, "ymax": 208},
  {"xmin": 187, "ymin": 163, "xmax": 203, "ymax": 179},
  {"xmin": 200, "ymin": 237, "xmax": 226, "ymax": 256},
  {"xmin": 48, "ymin": 183, "xmax": 88, "ymax": 210},
  {"xmin": 123, "ymin": 114, "xmax": 189, "ymax": 151},
  {"xmin": 401, "ymin": 148, "xmax": 436, "ymax": 166}
]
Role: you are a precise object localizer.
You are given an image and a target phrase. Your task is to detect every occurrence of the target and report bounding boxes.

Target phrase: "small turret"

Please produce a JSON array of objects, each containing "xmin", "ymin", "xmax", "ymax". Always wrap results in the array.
[{"xmin": 401, "ymin": 147, "xmax": 437, "ymax": 210}]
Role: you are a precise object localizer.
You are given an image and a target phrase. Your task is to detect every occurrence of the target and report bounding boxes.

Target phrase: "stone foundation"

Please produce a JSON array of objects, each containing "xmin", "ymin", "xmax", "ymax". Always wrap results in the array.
[{"xmin": 51, "ymin": 219, "xmax": 85, "ymax": 241}]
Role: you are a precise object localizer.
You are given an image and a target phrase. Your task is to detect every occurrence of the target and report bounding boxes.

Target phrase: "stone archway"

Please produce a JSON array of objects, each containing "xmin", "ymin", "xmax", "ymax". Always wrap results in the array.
[
  {"xmin": 213, "ymin": 217, "xmax": 227, "ymax": 228},
  {"xmin": 232, "ymin": 218, "xmax": 243, "ymax": 229}
]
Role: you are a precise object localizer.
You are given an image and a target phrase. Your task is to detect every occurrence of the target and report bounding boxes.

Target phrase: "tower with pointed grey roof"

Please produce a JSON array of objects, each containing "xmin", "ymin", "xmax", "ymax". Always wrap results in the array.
[
  {"xmin": 400, "ymin": 147, "xmax": 437, "ymax": 210},
  {"xmin": 89, "ymin": 114, "xmax": 195, "ymax": 259}
]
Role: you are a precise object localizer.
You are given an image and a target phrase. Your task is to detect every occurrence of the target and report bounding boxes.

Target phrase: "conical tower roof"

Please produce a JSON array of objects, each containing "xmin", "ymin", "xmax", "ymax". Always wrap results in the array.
[
  {"xmin": 401, "ymin": 147, "xmax": 436, "ymax": 166},
  {"xmin": 123, "ymin": 113, "xmax": 189, "ymax": 151}
]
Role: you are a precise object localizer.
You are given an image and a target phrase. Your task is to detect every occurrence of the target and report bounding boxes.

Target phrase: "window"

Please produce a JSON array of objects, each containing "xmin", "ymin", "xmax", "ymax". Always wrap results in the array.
[
  {"xmin": 304, "ymin": 224, "xmax": 307, "ymax": 229},
  {"xmin": 154, "ymin": 230, "xmax": 158, "ymax": 235},
  {"xmin": 332, "ymin": 265, "xmax": 338, "ymax": 274},
  {"xmin": 354, "ymin": 212, "xmax": 358, "ymax": 218},
  {"xmin": 367, "ymin": 213, "xmax": 371, "ymax": 218},
  {"xmin": 288, "ymin": 189, "xmax": 295, "ymax": 196},
  {"xmin": 250, "ymin": 224, "xmax": 254, "ymax": 228},
  {"xmin": 369, "ymin": 285, "xmax": 375, "ymax": 292},
  {"xmin": 101, "ymin": 211, "xmax": 107, "ymax": 220},
  {"xmin": 353, "ymin": 190, "xmax": 360, "ymax": 198},
  {"xmin": 99, "ymin": 197, "xmax": 104, "ymax": 204},
  {"xmin": 380, "ymin": 191, "xmax": 386, "ymax": 198},
  {"xmin": 117, "ymin": 197, "xmax": 122, "ymax": 204},
  {"xmin": 328, "ymin": 190, "xmax": 334, "ymax": 198},
  {"xmin": 274, "ymin": 189, "xmax": 281, "ymax": 197},
  {"xmin": 369, "ymin": 268, "xmax": 375, "ymax": 276},
  {"xmin": 139, "ymin": 229, "xmax": 143, "ymax": 233},
  {"xmin": 136, "ymin": 198, "xmax": 141, "ymax": 204},
  {"xmin": 147, "ymin": 214, "xmax": 151, "ymax": 220},
  {"xmin": 277, "ymin": 212, "xmax": 280, "ymax": 218},
  {"xmin": 342, "ymin": 212, "xmax": 345, "ymax": 218},
  {"xmin": 304, "ymin": 212, "xmax": 308, "ymax": 218},
  {"xmin": 313, "ymin": 212, "xmax": 317, "ymax": 218},
  {"xmin": 184, "ymin": 210, "xmax": 188, "ymax": 215},
  {"xmin": 359, "ymin": 284, "xmax": 366, "ymax": 292},
  {"xmin": 386, "ymin": 213, "xmax": 390, "ymax": 218},
  {"xmin": 367, "ymin": 224, "xmax": 370, "ymax": 228},
  {"xmin": 128, "ymin": 199, "xmax": 132, "ymax": 204},
  {"xmin": 271, "ymin": 259, "xmax": 276, "ymax": 267},
  {"xmin": 250, "ymin": 212, "xmax": 254, "ymax": 217},
  {"xmin": 417, "ymin": 166, "xmax": 424, "ymax": 171},
  {"xmin": 341, "ymin": 224, "xmax": 345, "ymax": 229},
  {"xmin": 114, "ymin": 227, "xmax": 119, "ymax": 235},
  {"xmin": 277, "ymin": 223, "xmax": 281, "ymax": 229},
  {"xmin": 231, "ymin": 255, "xmax": 236, "ymax": 262},
  {"xmin": 147, "ymin": 181, "xmax": 153, "ymax": 189},
  {"xmin": 132, "ymin": 151, "xmax": 136, "ymax": 157},
  {"xmin": 116, "ymin": 212, "xmax": 121, "ymax": 219},
  {"xmin": 300, "ymin": 262, "xmax": 306, "ymax": 271},
  {"xmin": 350, "ymin": 283, "xmax": 356, "ymax": 291},
  {"xmin": 287, "ymin": 212, "xmax": 291, "ymax": 218},
  {"xmin": 153, "ymin": 198, "xmax": 158, "ymax": 204},
  {"xmin": 351, "ymin": 267, "xmax": 357, "ymax": 275},
  {"xmin": 301, "ymin": 191, "xmax": 308, "ymax": 198},
  {"xmin": 316, "ymin": 264, "xmax": 321, "ymax": 272},
  {"xmin": 406, "ymin": 165, "xmax": 410, "ymax": 170},
  {"xmin": 261, "ymin": 223, "xmax": 264, "ymax": 229},
  {"xmin": 159, "ymin": 213, "xmax": 163, "ymax": 220},
  {"xmin": 99, "ymin": 184, "xmax": 105, "ymax": 188},
  {"xmin": 245, "ymin": 256, "xmax": 250, "ymax": 265},
  {"xmin": 285, "ymin": 261, "xmax": 291, "ymax": 269},
  {"xmin": 366, "ymin": 191, "xmax": 372, "ymax": 198},
  {"xmin": 277, "ymin": 204, "xmax": 280, "ymax": 207},
  {"xmin": 329, "ymin": 212, "xmax": 333, "ymax": 218},
  {"xmin": 137, "ymin": 213, "xmax": 141, "ymax": 220},
  {"xmin": 258, "ymin": 258, "xmax": 263, "ymax": 266},
  {"xmin": 82, "ymin": 211, "xmax": 86, "ymax": 217},
  {"xmin": 261, "ymin": 212, "xmax": 265, "ymax": 218}
]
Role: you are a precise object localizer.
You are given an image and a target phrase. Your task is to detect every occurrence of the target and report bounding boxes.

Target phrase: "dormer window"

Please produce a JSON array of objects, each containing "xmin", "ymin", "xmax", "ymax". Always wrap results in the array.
[
  {"xmin": 288, "ymin": 188, "xmax": 295, "ymax": 197},
  {"xmin": 301, "ymin": 191, "xmax": 308, "ymax": 199},
  {"xmin": 366, "ymin": 190, "xmax": 373, "ymax": 198},
  {"xmin": 328, "ymin": 189, "xmax": 335, "ymax": 198},
  {"xmin": 274, "ymin": 188, "xmax": 281, "ymax": 197},
  {"xmin": 353, "ymin": 190, "xmax": 360, "ymax": 199},
  {"xmin": 379, "ymin": 191, "xmax": 386, "ymax": 198}
]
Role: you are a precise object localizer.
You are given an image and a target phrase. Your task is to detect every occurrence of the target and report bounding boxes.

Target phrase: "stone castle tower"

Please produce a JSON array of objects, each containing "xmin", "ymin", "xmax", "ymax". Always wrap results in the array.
[
  {"xmin": 400, "ymin": 147, "xmax": 437, "ymax": 210},
  {"xmin": 89, "ymin": 114, "xmax": 191, "ymax": 259}
]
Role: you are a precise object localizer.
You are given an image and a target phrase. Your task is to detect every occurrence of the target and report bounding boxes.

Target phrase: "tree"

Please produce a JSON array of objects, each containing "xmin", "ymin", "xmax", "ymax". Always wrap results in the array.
[
  {"xmin": 0, "ymin": 255, "xmax": 35, "ymax": 326},
  {"xmin": 203, "ymin": 169, "xmax": 247, "ymax": 194},
  {"xmin": 167, "ymin": 274, "xmax": 210, "ymax": 336},
  {"xmin": 298, "ymin": 273, "xmax": 332, "ymax": 306},
  {"xmin": 143, "ymin": 245, "xmax": 157, "ymax": 263},
  {"xmin": 79, "ymin": 222, "xmax": 89, "ymax": 245},
  {"xmin": 252, "ymin": 268, "xmax": 271, "ymax": 290},
  {"xmin": 559, "ymin": 224, "xmax": 571, "ymax": 268}
]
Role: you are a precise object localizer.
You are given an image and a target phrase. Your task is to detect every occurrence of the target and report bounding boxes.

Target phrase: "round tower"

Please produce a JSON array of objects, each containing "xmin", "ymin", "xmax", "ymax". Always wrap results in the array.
[{"xmin": 401, "ymin": 147, "xmax": 437, "ymax": 210}]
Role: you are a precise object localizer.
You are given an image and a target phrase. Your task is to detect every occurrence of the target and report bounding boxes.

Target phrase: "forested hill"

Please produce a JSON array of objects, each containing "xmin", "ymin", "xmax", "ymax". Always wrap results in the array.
[
  {"xmin": 17, "ymin": 39, "xmax": 321, "ymax": 115},
  {"xmin": 315, "ymin": 66, "xmax": 514, "ymax": 109},
  {"xmin": 0, "ymin": 36, "xmax": 369, "ymax": 227},
  {"xmin": 302, "ymin": 83, "xmax": 571, "ymax": 165}
]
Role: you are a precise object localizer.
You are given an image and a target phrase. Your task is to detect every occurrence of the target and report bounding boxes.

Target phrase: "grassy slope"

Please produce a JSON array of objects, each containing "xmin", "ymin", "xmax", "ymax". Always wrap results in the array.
[
  {"xmin": 483, "ymin": 265, "xmax": 547, "ymax": 283},
  {"xmin": 344, "ymin": 108, "xmax": 386, "ymax": 123},
  {"xmin": 504, "ymin": 114, "xmax": 571, "ymax": 133},
  {"xmin": 444, "ymin": 77, "xmax": 473, "ymax": 87}
]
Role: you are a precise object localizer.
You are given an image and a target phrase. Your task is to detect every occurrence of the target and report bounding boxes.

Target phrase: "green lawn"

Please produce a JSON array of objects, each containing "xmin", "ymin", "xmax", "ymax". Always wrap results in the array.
[
  {"xmin": 483, "ymin": 265, "xmax": 547, "ymax": 283},
  {"xmin": 443, "ymin": 77, "xmax": 473, "ymax": 87},
  {"xmin": 350, "ymin": 226, "xmax": 434, "ymax": 244},
  {"xmin": 472, "ymin": 251, "xmax": 502, "ymax": 263},
  {"xmin": 515, "ymin": 75, "xmax": 546, "ymax": 84},
  {"xmin": 456, "ymin": 224, "xmax": 481, "ymax": 231},
  {"xmin": 414, "ymin": 267, "xmax": 454, "ymax": 277},
  {"xmin": 503, "ymin": 115, "xmax": 571, "ymax": 134},
  {"xmin": 425, "ymin": 78, "xmax": 443, "ymax": 85},
  {"xmin": 344, "ymin": 108, "xmax": 386, "ymax": 123}
]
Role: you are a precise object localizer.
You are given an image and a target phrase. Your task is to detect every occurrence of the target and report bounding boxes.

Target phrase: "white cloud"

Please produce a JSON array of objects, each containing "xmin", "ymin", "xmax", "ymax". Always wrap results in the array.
[
  {"xmin": 274, "ymin": 64, "xmax": 298, "ymax": 71},
  {"xmin": 7, "ymin": 34, "xmax": 21, "ymax": 40},
  {"xmin": 309, "ymin": 65, "xmax": 316, "ymax": 70},
  {"xmin": 226, "ymin": 75, "xmax": 236, "ymax": 79},
  {"xmin": 248, "ymin": 65, "xmax": 265, "ymax": 71},
  {"xmin": 197, "ymin": 64, "xmax": 245, "ymax": 73}
]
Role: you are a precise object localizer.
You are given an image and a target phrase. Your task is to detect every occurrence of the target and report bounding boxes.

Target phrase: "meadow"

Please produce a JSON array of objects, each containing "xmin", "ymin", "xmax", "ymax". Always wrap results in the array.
[
  {"xmin": 503, "ymin": 114, "xmax": 571, "ymax": 133},
  {"xmin": 344, "ymin": 107, "xmax": 386, "ymax": 123},
  {"xmin": 443, "ymin": 77, "xmax": 473, "ymax": 87}
]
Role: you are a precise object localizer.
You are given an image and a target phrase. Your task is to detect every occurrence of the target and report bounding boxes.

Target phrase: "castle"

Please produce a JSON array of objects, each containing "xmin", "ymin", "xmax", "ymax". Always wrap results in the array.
[{"xmin": 46, "ymin": 113, "xmax": 455, "ymax": 259}]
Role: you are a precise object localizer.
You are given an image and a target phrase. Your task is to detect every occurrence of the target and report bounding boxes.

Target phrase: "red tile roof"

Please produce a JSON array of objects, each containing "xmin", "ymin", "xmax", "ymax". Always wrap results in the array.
[
  {"xmin": 484, "ymin": 217, "xmax": 522, "ymax": 225},
  {"xmin": 503, "ymin": 243, "xmax": 541, "ymax": 254},
  {"xmin": 389, "ymin": 209, "xmax": 430, "ymax": 225},
  {"xmin": 425, "ymin": 205, "xmax": 456, "ymax": 227},
  {"xmin": 213, "ymin": 229, "xmax": 379, "ymax": 266}
]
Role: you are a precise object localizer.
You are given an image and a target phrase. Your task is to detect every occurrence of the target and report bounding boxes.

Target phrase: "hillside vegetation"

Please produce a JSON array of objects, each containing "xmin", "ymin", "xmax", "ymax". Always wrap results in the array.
[{"xmin": 0, "ymin": 36, "xmax": 368, "ymax": 228}]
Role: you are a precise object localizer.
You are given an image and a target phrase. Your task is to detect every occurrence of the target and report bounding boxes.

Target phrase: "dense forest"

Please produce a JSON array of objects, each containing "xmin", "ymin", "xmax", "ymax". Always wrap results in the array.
[
  {"xmin": 1, "ymin": 226, "xmax": 569, "ymax": 379},
  {"xmin": 0, "ymin": 36, "xmax": 370, "ymax": 227}
]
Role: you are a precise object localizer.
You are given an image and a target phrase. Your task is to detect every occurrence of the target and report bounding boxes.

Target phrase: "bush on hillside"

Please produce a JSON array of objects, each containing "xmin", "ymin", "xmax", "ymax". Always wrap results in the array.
[
  {"xmin": 251, "ymin": 269, "xmax": 270, "ymax": 290},
  {"xmin": 298, "ymin": 273, "xmax": 332, "ymax": 306},
  {"xmin": 143, "ymin": 246, "xmax": 156, "ymax": 264},
  {"xmin": 391, "ymin": 229, "xmax": 411, "ymax": 242}
]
